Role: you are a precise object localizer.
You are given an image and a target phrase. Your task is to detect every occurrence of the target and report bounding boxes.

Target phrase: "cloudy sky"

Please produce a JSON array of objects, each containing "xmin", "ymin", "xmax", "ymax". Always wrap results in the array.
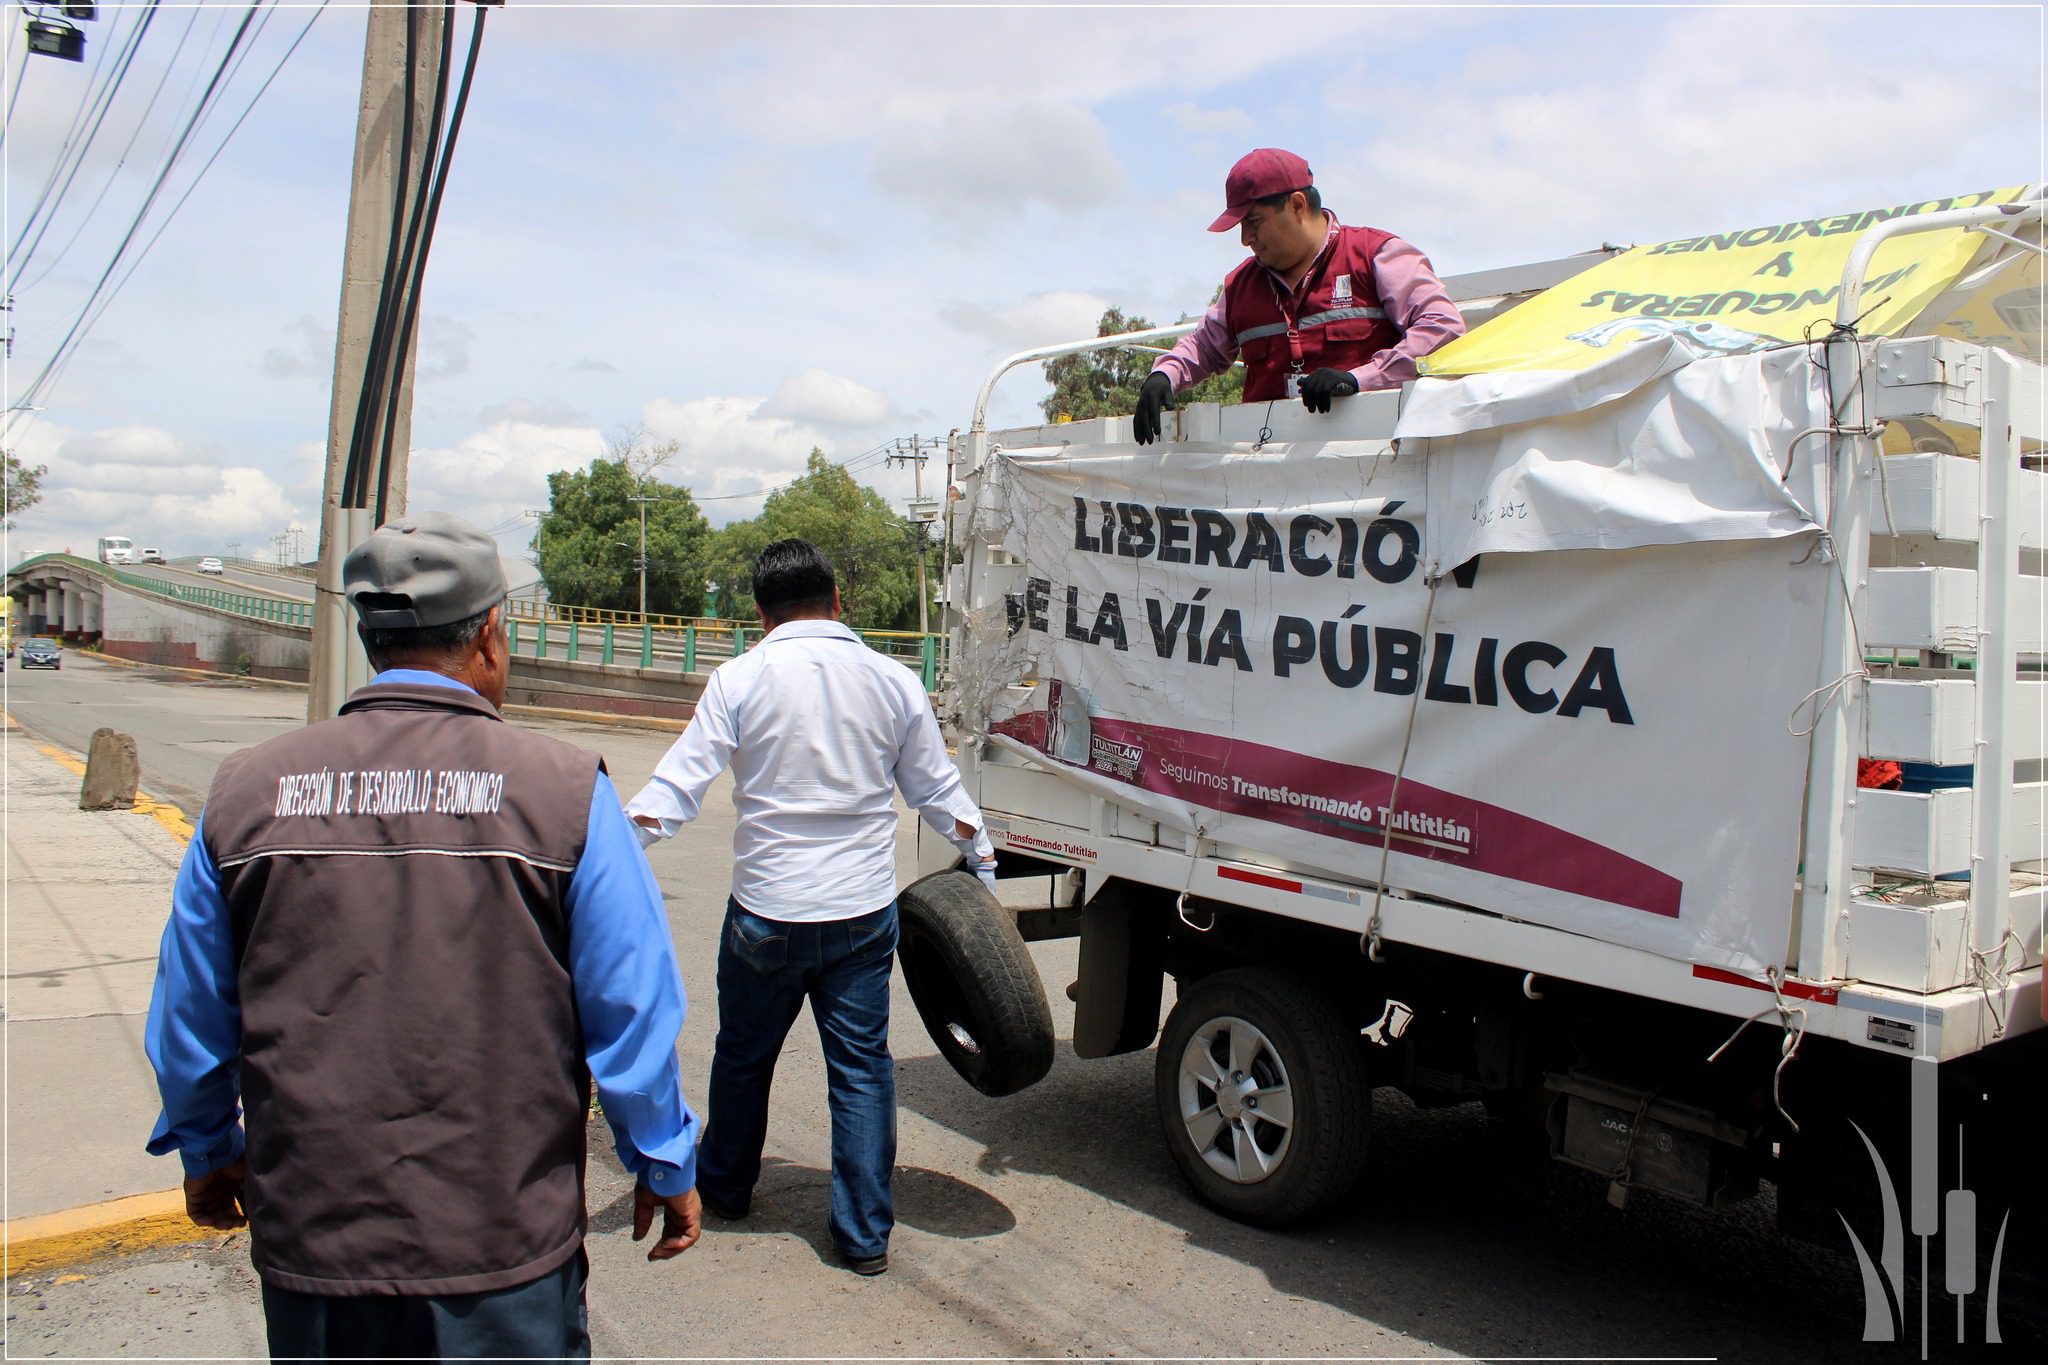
[{"xmin": 2, "ymin": 0, "xmax": 2041, "ymax": 568}]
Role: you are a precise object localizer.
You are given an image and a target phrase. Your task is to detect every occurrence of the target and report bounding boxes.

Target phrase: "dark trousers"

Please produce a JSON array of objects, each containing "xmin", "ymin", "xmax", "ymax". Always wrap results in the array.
[
  {"xmin": 697, "ymin": 898, "xmax": 899, "ymax": 1259},
  {"xmin": 260, "ymin": 1250, "xmax": 589, "ymax": 1362}
]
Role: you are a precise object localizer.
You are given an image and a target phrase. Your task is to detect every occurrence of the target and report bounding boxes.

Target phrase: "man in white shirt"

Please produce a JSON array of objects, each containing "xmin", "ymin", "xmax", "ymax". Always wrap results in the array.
[{"xmin": 627, "ymin": 538, "xmax": 993, "ymax": 1276}]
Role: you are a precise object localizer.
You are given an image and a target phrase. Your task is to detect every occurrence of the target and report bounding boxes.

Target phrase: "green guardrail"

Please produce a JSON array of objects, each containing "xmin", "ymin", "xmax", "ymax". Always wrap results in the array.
[
  {"xmin": 8, "ymin": 554, "xmax": 945, "ymax": 689},
  {"xmin": 6, "ymin": 553, "xmax": 313, "ymax": 629}
]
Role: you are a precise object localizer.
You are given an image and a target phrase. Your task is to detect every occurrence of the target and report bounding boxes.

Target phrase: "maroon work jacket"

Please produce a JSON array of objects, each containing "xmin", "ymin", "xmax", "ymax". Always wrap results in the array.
[{"xmin": 1223, "ymin": 223, "xmax": 1402, "ymax": 401}]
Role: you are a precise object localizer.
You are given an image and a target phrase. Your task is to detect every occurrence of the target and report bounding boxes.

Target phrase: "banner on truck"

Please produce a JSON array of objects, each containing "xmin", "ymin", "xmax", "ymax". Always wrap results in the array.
[
  {"xmin": 959, "ymin": 355, "xmax": 1834, "ymax": 974},
  {"xmin": 1419, "ymin": 187, "xmax": 2028, "ymax": 376}
]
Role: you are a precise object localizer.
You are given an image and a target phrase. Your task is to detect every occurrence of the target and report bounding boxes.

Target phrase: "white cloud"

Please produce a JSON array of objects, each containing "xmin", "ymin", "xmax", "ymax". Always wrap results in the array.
[
  {"xmin": 640, "ymin": 394, "xmax": 839, "ymax": 519},
  {"xmin": 406, "ymin": 418, "xmax": 609, "ymax": 536},
  {"xmin": 1163, "ymin": 102, "xmax": 1254, "ymax": 137},
  {"xmin": 870, "ymin": 105, "xmax": 1129, "ymax": 218},
  {"xmin": 1329, "ymin": 7, "xmax": 2037, "ymax": 268},
  {"xmin": 259, "ymin": 316, "xmax": 334, "ymax": 381},
  {"xmin": 941, "ymin": 289, "xmax": 1113, "ymax": 351},
  {"xmin": 761, "ymin": 370, "xmax": 899, "ymax": 429},
  {"xmin": 52, "ymin": 425, "xmax": 197, "ymax": 468},
  {"xmin": 416, "ymin": 316, "xmax": 476, "ymax": 383}
]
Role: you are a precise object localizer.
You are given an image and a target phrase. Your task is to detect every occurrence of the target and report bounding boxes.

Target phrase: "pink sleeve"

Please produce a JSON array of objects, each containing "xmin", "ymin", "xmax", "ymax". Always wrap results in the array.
[
  {"xmin": 1350, "ymin": 235, "xmax": 1466, "ymax": 390},
  {"xmin": 1151, "ymin": 293, "xmax": 1238, "ymax": 392}
]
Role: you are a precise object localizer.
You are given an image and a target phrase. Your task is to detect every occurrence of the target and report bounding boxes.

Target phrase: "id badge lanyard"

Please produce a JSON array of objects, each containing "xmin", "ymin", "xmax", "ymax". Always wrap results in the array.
[{"xmin": 1269, "ymin": 276, "xmax": 1308, "ymax": 398}]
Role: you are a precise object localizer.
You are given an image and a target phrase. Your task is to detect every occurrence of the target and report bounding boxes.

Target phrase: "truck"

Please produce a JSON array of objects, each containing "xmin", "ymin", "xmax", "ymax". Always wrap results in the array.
[
  {"xmin": 891, "ymin": 189, "xmax": 2047, "ymax": 1321},
  {"xmin": 96, "ymin": 535, "xmax": 135, "ymax": 565}
]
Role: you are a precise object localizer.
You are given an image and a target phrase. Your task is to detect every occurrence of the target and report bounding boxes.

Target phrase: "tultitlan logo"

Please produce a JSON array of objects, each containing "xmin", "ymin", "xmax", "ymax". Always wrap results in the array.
[{"xmin": 1838, "ymin": 1057, "xmax": 2012, "ymax": 1352}]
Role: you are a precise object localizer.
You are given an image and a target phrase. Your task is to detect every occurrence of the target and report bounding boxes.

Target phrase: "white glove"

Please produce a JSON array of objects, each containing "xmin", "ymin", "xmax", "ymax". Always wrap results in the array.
[{"xmin": 973, "ymin": 859, "xmax": 998, "ymax": 892}]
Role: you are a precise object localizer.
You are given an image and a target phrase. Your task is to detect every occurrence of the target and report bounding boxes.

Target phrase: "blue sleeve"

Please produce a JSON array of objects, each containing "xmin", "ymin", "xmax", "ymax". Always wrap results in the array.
[
  {"xmin": 567, "ymin": 769, "xmax": 701, "ymax": 1194},
  {"xmin": 144, "ymin": 814, "xmax": 247, "ymax": 1177}
]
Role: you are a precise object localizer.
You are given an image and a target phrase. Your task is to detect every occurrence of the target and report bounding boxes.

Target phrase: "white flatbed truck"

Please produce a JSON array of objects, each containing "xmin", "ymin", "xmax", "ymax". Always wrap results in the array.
[{"xmin": 891, "ymin": 195, "xmax": 2046, "ymax": 1294}]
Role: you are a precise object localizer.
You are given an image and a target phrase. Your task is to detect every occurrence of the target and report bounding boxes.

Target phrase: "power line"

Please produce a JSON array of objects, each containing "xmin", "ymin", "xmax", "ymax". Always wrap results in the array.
[
  {"xmin": 3, "ymin": 25, "xmax": 30, "ymax": 137},
  {"xmin": 6, "ymin": 1, "xmax": 160, "ymax": 271},
  {"xmin": 13, "ymin": 0, "xmax": 207, "ymax": 295},
  {"xmin": 33, "ymin": 0, "xmax": 327, "ymax": 402},
  {"xmin": 8, "ymin": 0, "xmax": 264, "ymax": 418}
]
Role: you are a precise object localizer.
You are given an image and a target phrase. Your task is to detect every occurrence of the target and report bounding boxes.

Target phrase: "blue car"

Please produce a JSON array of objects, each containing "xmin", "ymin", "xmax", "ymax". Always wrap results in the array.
[{"xmin": 18, "ymin": 637, "xmax": 61, "ymax": 669}]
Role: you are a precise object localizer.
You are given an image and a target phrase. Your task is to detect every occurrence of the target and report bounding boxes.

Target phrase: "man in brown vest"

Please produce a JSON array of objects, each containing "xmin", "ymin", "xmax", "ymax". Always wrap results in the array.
[{"xmin": 145, "ymin": 511, "xmax": 702, "ymax": 1360}]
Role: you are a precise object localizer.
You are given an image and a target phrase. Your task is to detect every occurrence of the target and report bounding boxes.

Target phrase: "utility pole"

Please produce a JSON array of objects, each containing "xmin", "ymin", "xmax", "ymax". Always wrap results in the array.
[
  {"xmin": 307, "ymin": 1, "xmax": 446, "ymax": 721},
  {"xmin": 226, "ymin": 541, "xmax": 241, "ymax": 565},
  {"xmin": 887, "ymin": 434, "xmax": 943, "ymax": 634},
  {"xmin": 629, "ymin": 492, "xmax": 660, "ymax": 621},
  {"xmin": 524, "ymin": 508, "xmax": 546, "ymax": 563}
]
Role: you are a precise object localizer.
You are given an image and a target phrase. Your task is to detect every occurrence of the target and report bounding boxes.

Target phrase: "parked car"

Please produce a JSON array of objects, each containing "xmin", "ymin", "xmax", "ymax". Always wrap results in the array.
[
  {"xmin": 140, "ymin": 548, "xmax": 167, "ymax": 565},
  {"xmin": 196, "ymin": 557, "xmax": 224, "ymax": 575},
  {"xmin": 18, "ymin": 638, "xmax": 62, "ymax": 669}
]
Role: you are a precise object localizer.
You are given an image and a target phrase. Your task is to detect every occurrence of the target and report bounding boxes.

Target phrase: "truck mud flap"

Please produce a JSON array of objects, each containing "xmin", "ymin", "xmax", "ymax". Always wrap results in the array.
[
  {"xmin": 1073, "ymin": 889, "xmax": 1166, "ymax": 1059},
  {"xmin": 898, "ymin": 870, "xmax": 1055, "ymax": 1097}
]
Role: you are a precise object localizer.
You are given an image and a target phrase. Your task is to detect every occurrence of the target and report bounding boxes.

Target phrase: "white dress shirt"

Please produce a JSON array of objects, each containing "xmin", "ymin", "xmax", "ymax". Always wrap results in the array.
[{"xmin": 626, "ymin": 618, "xmax": 990, "ymax": 921}]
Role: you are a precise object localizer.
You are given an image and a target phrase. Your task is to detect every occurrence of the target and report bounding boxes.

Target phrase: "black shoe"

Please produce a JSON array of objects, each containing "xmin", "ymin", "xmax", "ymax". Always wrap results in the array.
[
  {"xmin": 838, "ymin": 1247, "xmax": 888, "ymax": 1276},
  {"xmin": 701, "ymin": 1193, "xmax": 750, "ymax": 1221}
]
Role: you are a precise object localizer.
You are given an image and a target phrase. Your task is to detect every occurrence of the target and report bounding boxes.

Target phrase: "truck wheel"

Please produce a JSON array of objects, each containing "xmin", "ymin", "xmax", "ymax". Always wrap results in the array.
[
  {"xmin": 1155, "ymin": 967, "xmax": 1371, "ymax": 1226},
  {"xmin": 897, "ymin": 870, "xmax": 1054, "ymax": 1097}
]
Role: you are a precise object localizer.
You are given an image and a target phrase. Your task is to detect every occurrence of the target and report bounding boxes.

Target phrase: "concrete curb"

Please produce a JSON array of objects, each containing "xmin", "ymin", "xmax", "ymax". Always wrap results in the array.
[
  {"xmin": 84, "ymin": 646, "xmax": 303, "ymax": 691},
  {"xmin": 2, "ymin": 1191, "xmax": 227, "ymax": 1280},
  {"xmin": 80, "ymin": 650, "xmax": 694, "ymax": 734}
]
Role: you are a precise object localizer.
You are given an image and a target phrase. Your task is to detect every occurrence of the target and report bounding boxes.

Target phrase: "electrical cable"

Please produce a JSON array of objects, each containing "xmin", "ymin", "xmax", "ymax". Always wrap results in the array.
[
  {"xmin": 7, "ymin": 1, "xmax": 260, "ymax": 415},
  {"xmin": 14, "ymin": 0, "xmax": 207, "ymax": 295},
  {"xmin": 3, "ymin": 26, "xmax": 29, "ymax": 138},
  {"xmin": 339, "ymin": 0, "xmax": 427, "ymax": 510},
  {"xmin": 7, "ymin": 1, "xmax": 160, "ymax": 274},
  {"xmin": 373, "ymin": 0, "xmax": 476, "ymax": 525},
  {"xmin": 4, "ymin": 0, "xmax": 121, "ymax": 163},
  {"xmin": 27, "ymin": 0, "xmax": 328, "ymax": 403}
]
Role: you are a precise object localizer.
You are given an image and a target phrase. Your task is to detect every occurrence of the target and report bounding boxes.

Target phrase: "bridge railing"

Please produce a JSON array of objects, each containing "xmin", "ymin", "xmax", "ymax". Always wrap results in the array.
[
  {"xmin": 7, "ymin": 555, "xmax": 943, "ymax": 688},
  {"xmin": 6, "ymin": 553, "xmax": 315, "ymax": 628}
]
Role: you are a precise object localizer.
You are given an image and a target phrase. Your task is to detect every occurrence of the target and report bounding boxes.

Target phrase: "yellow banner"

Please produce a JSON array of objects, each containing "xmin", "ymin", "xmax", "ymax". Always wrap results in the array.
[{"xmin": 1420, "ymin": 188, "xmax": 2028, "ymax": 376}]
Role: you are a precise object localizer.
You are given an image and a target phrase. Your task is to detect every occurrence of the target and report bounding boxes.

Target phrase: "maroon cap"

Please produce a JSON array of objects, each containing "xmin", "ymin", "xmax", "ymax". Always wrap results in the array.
[{"xmin": 1208, "ymin": 148, "xmax": 1312, "ymax": 232}]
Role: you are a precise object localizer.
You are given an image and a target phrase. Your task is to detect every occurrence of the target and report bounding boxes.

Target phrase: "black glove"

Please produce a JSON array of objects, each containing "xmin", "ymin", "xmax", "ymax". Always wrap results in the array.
[
  {"xmin": 1133, "ymin": 372, "xmax": 1175, "ymax": 445},
  {"xmin": 1299, "ymin": 367, "xmax": 1360, "ymax": 414}
]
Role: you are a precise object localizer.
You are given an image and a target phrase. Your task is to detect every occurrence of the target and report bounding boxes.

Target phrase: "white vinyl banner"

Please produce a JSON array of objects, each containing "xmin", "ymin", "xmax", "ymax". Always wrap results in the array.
[{"xmin": 958, "ymin": 353, "xmax": 1835, "ymax": 974}]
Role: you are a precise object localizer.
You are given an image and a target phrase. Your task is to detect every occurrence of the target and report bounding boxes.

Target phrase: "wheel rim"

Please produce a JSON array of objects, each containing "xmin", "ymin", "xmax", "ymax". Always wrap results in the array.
[{"xmin": 1175, "ymin": 1013, "xmax": 1296, "ymax": 1184}]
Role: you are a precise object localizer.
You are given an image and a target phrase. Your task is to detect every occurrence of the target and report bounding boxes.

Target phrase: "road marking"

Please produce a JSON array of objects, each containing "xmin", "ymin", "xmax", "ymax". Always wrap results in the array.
[{"xmin": 1, "ymin": 1190, "xmax": 220, "ymax": 1280}]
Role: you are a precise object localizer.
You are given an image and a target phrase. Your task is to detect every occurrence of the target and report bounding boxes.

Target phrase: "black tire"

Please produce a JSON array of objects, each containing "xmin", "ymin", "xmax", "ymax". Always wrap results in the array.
[
  {"xmin": 1154, "ymin": 967, "xmax": 1371, "ymax": 1226},
  {"xmin": 897, "ymin": 870, "xmax": 1054, "ymax": 1097}
]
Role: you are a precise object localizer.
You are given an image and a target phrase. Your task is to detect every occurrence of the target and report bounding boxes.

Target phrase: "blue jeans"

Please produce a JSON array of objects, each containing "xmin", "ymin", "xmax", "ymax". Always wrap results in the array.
[
  {"xmin": 698, "ymin": 898, "xmax": 899, "ymax": 1260},
  {"xmin": 261, "ymin": 1250, "xmax": 589, "ymax": 1361}
]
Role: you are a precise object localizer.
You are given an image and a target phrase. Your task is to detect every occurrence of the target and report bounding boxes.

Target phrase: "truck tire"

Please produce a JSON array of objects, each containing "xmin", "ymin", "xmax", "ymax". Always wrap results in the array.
[
  {"xmin": 897, "ymin": 870, "xmax": 1054, "ymax": 1097},
  {"xmin": 1155, "ymin": 967, "xmax": 1371, "ymax": 1226}
]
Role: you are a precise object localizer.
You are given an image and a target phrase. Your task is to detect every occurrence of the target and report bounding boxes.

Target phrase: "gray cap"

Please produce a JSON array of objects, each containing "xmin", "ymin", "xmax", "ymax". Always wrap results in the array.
[{"xmin": 344, "ymin": 511, "xmax": 509, "ymax": 629}]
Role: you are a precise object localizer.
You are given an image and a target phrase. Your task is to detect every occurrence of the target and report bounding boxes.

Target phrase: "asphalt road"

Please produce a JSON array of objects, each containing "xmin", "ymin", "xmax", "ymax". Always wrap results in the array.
[{"xmin": 5, "ymin": 654, "xmax": 2042, "ymax": 1359}]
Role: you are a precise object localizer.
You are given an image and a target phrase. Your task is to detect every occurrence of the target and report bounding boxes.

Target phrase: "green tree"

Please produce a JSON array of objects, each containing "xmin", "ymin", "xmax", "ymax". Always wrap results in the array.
[
  {"xmin": 713, "ymin": 449, "xmax": 921, "ymax": 629},
  {"xmin": 3, "ymin": 450, "xmax": 45, "ymax": 529},
  {"xmin": 1039, "ymin": 304, "xmax": 1245, "ymax": 423},
  {"xmin": 534, "ymin": 433, "xmax": 712, "ymax": 617}
]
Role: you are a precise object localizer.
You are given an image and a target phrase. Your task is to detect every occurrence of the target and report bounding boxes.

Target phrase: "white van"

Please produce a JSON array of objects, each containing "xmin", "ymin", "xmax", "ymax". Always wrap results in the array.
[{"xmin": 96, "ymin": 536, "xmax": 135, "ymax": 565}]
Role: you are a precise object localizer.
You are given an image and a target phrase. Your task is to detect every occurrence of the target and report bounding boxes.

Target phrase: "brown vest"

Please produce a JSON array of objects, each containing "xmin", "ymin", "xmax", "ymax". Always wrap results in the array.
[{"xmin": 202, "ymin": 681, "xmax": 603, "ymax": 1296}]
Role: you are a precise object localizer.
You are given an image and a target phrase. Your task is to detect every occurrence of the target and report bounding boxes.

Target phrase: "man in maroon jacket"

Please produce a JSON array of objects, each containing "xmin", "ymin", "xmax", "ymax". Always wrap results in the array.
[{"xmin": 1135, "ymin": 147, "xmax": 1466, "ymax": 442}]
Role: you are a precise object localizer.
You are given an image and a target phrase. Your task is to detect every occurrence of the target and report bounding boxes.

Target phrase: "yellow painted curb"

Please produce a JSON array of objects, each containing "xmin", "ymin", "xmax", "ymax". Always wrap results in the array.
[
  {"xmin": 2, "ymin": 1189, "xmax": 228, "ymax": 1279},
  {"xmin": 31, "ymin": 740, "xmax": 195, "ymax": 846},
  {"xmin": 87, "ymin": 648, "xmax": 301, "ymax": 690}
]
